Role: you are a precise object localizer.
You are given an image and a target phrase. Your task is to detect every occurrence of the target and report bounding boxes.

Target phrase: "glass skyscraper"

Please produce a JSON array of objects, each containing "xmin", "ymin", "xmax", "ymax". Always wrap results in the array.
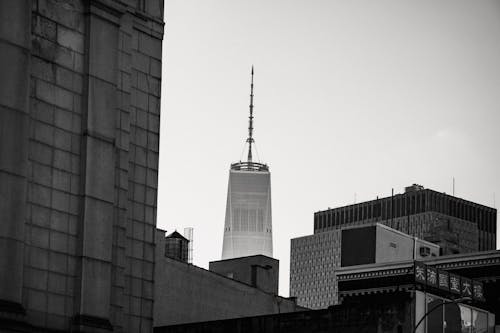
[
  {"xmin": 221, "ymin": 67, "xmax": 273, "ymax": 259},
  {"xmin": 222, "ymin": 162, "xmax": 273, "ymax": 259}
]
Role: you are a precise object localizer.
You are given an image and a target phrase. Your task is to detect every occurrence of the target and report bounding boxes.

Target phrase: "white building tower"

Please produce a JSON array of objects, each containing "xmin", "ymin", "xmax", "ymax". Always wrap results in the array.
[{"xmin": 221, "ymin": 67, "xmax": 273, "ymax": 259}]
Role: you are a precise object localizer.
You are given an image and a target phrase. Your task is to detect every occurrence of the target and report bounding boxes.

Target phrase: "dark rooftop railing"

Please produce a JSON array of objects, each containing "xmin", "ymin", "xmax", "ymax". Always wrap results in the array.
[{"xmin": 230, "ymin": 161, "xmax": 269, "ymax": 172}]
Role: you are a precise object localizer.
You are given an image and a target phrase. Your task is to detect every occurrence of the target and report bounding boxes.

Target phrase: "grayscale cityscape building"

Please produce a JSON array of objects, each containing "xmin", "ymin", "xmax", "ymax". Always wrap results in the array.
[
  {"xmin": 0, "ymin": 0, "xmax": 164, "ymax": 331},
  {"xmin": 290, "ymin": 223, "xmax": 439, "ymax": 309},
  {"xmin": 289, "ymin": 184, "xmax": 497, "ymax": 309},
  {"xmin": 314, "ymin": 184, "xmax": 497, "ymax": 254},
  {"xmin": 221, "ymin": 68, "xmax": 273, "ymax": 259}
]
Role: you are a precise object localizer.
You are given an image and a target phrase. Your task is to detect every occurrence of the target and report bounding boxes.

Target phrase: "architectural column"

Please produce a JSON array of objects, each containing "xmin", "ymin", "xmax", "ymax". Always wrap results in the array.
[
  {"xmin": 73, "ymin": 1, "xmax": 124, "ymax": 331},
  {"xmin": 0, "ymin": 0, "xmax": 30, "ymax": 319}
]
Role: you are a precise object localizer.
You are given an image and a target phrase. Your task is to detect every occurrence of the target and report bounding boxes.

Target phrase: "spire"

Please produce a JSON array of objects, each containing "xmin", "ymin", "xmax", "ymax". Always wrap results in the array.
[{"xmin": 246, "ymin": 66, "xmax": 255, "ymax": 162}]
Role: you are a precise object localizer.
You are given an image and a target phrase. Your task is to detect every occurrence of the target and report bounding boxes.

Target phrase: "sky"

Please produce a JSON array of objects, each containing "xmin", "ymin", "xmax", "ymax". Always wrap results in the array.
[{"xmin": 158, "ymin": 0, "xmax": 500, "ymax": 296}]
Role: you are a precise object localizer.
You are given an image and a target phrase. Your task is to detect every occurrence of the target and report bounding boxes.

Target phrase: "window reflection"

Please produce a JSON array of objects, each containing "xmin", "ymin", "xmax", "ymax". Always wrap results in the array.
[
  {"xmin": 471, "ymin": 309, "xmax": 488, "ymax": 333},
  {"xmin": 427, "ymin": 296, "xmax": 443, "ymax": 333},
  {"xmin": 418, "ymin": 292, "xmax": 494, "ymax": 333},
  {"xmin": 444, "ymin": 303, "xmax": 461, "ymax": 333},
  {"xmin": 459, "ymin": 305, "xmax": 471, "ymax": 333}
]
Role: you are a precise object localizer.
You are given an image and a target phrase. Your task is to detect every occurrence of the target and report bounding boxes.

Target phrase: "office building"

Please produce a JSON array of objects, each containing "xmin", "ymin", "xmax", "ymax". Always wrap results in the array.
[
  {"xmin": 221, "ymin": 68, "xmax": 273, "ymax": 259},
  {"xmin": 290, "ymin": 223, "xmax": 438, "ymax": 309},
  {"xmin": 290, "ymin": 185, "xmax": 496, "ymax": 310},
  {"xmin": 314, "ymin": 184, "xmax": 497, "ymax": 254},
  {"xmin": 0, "ymin": 1, "xmax": 164, "ymax": 331}
]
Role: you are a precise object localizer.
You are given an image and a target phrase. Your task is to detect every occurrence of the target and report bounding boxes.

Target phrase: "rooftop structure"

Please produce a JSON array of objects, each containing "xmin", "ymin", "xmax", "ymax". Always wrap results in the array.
[
  {"xmin": 210, "ymin": 255, "xmax": 279, "ymax": 294},
  {"xmin": 164, "ymin": 231, "xmax": 189, "ymax": 263}
]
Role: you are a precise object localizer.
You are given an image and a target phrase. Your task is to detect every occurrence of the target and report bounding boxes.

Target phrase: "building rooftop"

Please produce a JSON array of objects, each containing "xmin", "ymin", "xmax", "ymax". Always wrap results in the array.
[
  {"xmin": 166, "ymin": 230, "xmax": 188, "ymax": 241},
  {"xmin": 315, "ymin": 184, "xmax": 496, "ymax": 214},
  {"xmin": 230, "ymin": 161, "xmax": 269, "ymax": 172}
]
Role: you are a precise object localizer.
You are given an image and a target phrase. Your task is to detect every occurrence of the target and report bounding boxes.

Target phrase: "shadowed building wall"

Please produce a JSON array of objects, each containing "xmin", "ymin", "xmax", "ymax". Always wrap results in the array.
[
  {"xmin": 154, "ymin": 230, "xmax": 300, "ymax": 328},
  {"xmin": 209, "ymin": 255, "xmax": 279, "ymax": 294},
  {"xmin": 0, "ymin": 0, "xmax": 164, "ymax": 332}
]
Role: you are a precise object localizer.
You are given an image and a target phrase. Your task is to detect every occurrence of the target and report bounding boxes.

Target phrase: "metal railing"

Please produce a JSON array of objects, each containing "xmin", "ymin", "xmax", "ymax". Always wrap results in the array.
[{"xmin": 231, "ymin": 161, "xmax": 269, "ymax": 172}]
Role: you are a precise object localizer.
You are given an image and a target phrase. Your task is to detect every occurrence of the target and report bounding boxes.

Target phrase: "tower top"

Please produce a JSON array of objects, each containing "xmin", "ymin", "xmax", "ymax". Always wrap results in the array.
[
  {"xmin": 231, "ymin": 66, "xmax": 268, "ymax": 172},
  {"xmin": 246, "ymin": 66, "xmax": 255, "ymax": 162}
]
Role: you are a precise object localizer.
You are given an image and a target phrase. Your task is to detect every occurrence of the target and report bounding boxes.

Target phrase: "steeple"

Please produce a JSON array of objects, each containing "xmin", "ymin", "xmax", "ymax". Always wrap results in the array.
[{"xmin": 246, "ymin": 66, "xmax": 255, "ymax": 162}]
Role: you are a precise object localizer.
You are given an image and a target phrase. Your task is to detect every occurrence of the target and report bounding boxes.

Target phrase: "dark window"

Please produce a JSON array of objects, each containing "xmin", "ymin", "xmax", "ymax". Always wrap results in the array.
[
  {"xmin": 416, "ymin": 194, "xmax": 421, "ymax": 213},
  {"xmin": 375, "ymin": 202, "xmax": 381, "ymax": 218},
  {"xmin": 396, "ymin": 198, "xmax": 401, "ymax": 218}
]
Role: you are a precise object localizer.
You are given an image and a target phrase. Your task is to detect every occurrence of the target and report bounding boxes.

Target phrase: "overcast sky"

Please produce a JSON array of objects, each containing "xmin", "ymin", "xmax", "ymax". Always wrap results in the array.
[{"xmin": 158, "ymin": 0, "xmax": 500, "ymax": 296}]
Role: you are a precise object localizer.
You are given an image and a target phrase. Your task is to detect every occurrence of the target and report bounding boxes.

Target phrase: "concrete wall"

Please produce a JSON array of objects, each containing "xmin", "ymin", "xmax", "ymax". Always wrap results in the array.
[
  {"xmin": 0, "ymin": 1, "xmax": 164, "ymax": 332},
  {"xmin": 209, "ymin": 255, "xmax": 279, "ymax": 294},
  {"xmin": 375, "ymin": 225, "xmax": 415, "ymax": 263},
  {"xmin": 154, "ymin": 231, "xmax": 301, "ymax": 327}
]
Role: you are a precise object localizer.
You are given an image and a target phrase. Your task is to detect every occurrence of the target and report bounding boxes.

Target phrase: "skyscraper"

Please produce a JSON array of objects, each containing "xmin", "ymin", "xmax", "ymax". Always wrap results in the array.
[
  {"xmin": 290, "ymin": 184, "xmax": 497, "ymax": 309},
  {"xmin": 221, "ymin": 68, "xmax": 273, "ymax": 259}
]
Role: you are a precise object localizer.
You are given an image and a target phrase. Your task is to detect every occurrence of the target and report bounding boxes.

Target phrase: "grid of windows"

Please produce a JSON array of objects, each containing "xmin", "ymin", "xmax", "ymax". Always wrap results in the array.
[
  {"xmin": 290, "ymin": 230, "xmax": 341, "ymax": 309},
  {"xmin": 222, "ymin": 170, "xmax": 273, "ymax": 259},
  {"xmin": 314, "ymin": 189, "xmax": 496, "ymax": 254}
]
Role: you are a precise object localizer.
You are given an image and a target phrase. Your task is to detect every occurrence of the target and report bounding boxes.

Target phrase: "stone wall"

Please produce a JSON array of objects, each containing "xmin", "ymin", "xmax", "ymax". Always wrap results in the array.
[{"xmin": 0, "ymin": 0, "xmax": 164, "ymax": 332}]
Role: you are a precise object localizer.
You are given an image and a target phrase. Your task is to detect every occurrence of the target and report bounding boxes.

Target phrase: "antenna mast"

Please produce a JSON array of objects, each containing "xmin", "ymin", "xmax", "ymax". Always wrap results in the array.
[
  {"xmin": 247, "ymin": 66, "xmax": 255, "ymax": 162},
  {"xmin": 453, "ymin": 177, "xmax": 455, "ymax": 196}
]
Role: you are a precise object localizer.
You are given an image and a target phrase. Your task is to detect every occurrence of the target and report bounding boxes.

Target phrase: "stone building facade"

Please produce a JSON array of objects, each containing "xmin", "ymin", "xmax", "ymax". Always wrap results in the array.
[{"xmin": 0, "ymin": 0, "xmax": 164, "ymax": 332}]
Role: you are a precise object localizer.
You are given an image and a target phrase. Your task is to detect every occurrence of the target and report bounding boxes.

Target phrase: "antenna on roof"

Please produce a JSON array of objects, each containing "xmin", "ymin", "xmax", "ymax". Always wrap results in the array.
[
  {"xmin": 453, "ymin": 177, "xmax": 455, "ymax": 196},
  {"xmin": 246, "ymin": 66, "xmax": 255, "ymax": 163}
]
